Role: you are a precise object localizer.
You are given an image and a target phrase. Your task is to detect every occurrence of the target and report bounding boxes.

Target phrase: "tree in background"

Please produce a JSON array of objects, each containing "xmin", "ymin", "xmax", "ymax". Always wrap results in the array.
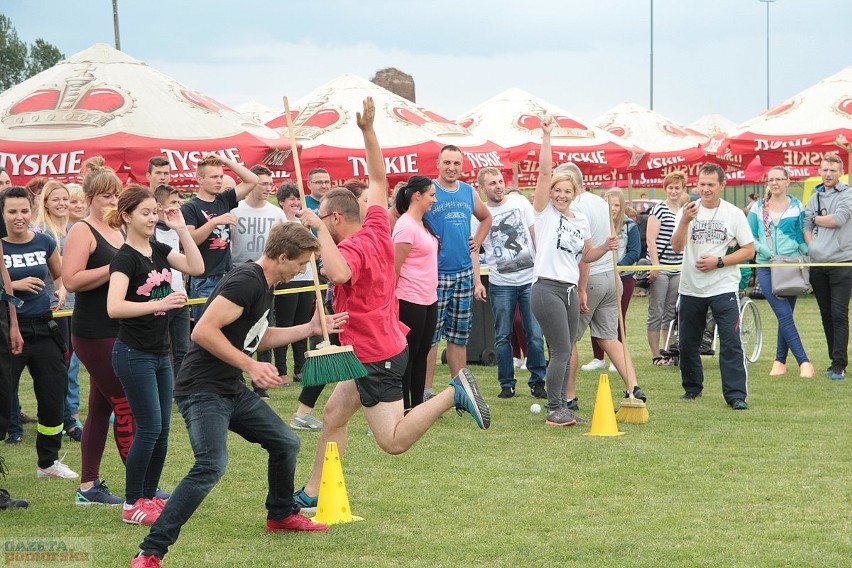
[{"xmin": 0, "ymin": 14, "xmax": 64, "ymax": 91}]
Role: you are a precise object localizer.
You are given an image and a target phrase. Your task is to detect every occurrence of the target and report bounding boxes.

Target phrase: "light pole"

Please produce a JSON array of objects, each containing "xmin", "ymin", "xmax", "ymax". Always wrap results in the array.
[
  {"xmin": 113, "ymin": 0, "xmax": 121, "ymax": 50},
  {"xmin": 759, "ymin": 0, "xmax": 776, "ymax": 110},
  {"xmin": 649, "ymin": 0, "xmax": 654, "ymax": 110}
]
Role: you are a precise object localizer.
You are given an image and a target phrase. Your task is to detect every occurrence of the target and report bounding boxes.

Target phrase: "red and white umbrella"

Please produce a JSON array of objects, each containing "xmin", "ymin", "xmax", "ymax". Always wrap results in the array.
[
  {"xmin": 264, "ymin": 74, "xmax": 509, "ymax": 187},
  {"xmin": 0, "ymin": 43, "xmax": 286, "ymax": 186},
  {"xmin": 456, "ymin": 88, "xmax": 644, "ymax": 185},
  {"xmin": 710, "ymin": 66, "xmax": 852, "ymax": 171}
]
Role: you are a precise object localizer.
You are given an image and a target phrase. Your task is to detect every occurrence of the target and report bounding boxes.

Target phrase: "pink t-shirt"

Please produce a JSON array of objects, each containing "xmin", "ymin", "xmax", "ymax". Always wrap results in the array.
[
  {"xmin": 333, "ymin": 206, "xmax": 409, "ymax": 363},
  {"xmin": 392, "ymin": 212, "xmax": 439, "ymax": 305}
]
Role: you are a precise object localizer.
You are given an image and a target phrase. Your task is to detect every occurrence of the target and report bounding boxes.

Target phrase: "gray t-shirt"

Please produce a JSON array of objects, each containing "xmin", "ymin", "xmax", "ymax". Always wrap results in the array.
[{"xmin": 230, "ymin": 201, "xmax": 286, "ymax": 265}]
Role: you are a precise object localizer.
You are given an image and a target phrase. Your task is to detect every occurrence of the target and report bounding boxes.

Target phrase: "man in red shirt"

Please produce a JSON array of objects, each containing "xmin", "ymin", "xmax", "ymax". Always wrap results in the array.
[{"xmin": 295, "ymin": 98, "xmax": 490, "ymax": 509}]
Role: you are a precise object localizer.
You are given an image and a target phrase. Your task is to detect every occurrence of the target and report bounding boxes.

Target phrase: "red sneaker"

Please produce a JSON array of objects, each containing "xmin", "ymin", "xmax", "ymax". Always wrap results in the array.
[
  {"xmin": 266, "ymin": 513, "xmax": 329, "ymax": 533},
  {"xmin": 150, "ymin": 497, "xmax": 167, "ymax": 511},
  {"xmin": 122, "ymin": 498, "xmax": 161, "ymax": 525},
  {"xmin": 130, "ymin": 553, "xmax": 161, "ymax": 567}
]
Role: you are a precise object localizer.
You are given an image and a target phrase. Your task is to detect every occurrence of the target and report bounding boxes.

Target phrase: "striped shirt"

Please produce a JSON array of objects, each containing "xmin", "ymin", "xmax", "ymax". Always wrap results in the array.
[{"xmin": 649, "ymin": 201, "xmax": 683, "ymax": 271}]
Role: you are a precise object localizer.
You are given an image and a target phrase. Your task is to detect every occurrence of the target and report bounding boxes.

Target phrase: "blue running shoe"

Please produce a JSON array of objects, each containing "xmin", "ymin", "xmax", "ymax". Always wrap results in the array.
[
  {"xmin": 293, "ymin": 487, "xmax": 317, "ymax": 513},
  {"xmin": 450, "ymin": 368, "xmax": 491, "ymax": 430},
  {"xmin": 829, "ymin": 368, "xmax": 845, "ymax": 381},
  {"xmin": 75, "ymin": 479, "xmax": 124, "ymax": 506},
  {"xmin": 154, "ymin": 488, "xmax": 170, "ymax": 500}
]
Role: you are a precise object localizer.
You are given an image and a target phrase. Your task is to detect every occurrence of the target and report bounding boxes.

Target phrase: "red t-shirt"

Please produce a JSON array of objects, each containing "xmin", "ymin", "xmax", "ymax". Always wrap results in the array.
[{"xmin": 333, "ymin": 206, "xmax": 409, "ymax": 363}]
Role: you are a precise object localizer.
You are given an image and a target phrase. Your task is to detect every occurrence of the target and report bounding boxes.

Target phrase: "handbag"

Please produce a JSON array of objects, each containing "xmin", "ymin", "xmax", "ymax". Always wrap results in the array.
[
  {"xmin": 762, "ymin": 199, "xmax": 809, "ymax": 297},
  {"xmin": 770, "ymin": 254, "xmax": 810, "ymax": 296}
]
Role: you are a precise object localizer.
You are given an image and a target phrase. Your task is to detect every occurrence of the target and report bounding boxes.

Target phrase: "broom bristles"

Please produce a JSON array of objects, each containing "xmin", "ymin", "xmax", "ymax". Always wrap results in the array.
[
  {"xmin": 300, "ymin": 345, "xmax": 367, "ymax": 387},
  {"xmin": 615, "ymin": 396, "xmax": 649, "ymax": 425}
]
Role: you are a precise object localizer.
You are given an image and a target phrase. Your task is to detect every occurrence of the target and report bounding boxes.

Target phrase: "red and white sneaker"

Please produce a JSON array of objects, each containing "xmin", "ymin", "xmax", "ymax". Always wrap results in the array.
[
  {"xmin": 130, "ymin": 553, "xmax": 161, "ymax": 567},
  {"xmin": 150, "ymin": 497, "xmax": 167, "ymax": 511},
  {"xmin": 122, "ymin": 498, "xmax": 161, "ymax": 525},
  {"xmin": 265, "ymin": 513, "xmax": 328, "ymax": 533}
]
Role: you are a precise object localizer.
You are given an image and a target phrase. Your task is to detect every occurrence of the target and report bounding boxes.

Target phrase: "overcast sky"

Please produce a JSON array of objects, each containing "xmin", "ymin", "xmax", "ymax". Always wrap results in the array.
[{"xmin": 4, "ymin": 0, "xmax": 850, "ymax": 127}]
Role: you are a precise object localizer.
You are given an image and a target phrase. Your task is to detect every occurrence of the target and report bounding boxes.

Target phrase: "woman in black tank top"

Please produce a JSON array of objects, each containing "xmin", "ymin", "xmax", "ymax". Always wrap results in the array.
[{"xmin": 62, "ymin": 169, "xmax": 134, "ymax": 506}]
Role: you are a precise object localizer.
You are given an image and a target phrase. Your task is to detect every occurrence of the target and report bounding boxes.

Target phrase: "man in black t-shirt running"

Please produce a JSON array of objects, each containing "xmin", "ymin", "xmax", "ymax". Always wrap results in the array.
[{"xmin": 130, "ymin": 222, "xmax": 349, "ymax": 568}]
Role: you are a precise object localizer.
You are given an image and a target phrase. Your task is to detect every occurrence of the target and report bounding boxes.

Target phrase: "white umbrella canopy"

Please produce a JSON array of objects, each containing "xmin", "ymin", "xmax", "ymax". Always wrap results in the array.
[
  {"xmin": 689, "ymin": 114, "xmax": 737, "ymax": 137},
  {"xmin": 235, "ymin": 101, "xmax": 279, "ymax": 125},
  {"xmin": 456, "ymin": 88, "xmax": 644, "ymax": 185},
  {"xmin": 264, "ymin": 73, "xmax": 509, "ymax": 186},
  {"xmin": 711, "ymin": 66, "xmax": 852, "ymax": 170},
  {"xmin": 0, "ymin": 43, "xmax": 286, "ymax": 186}
]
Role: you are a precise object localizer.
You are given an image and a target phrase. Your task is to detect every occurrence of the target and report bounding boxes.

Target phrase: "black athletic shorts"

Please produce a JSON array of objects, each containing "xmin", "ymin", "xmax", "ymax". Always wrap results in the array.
[{"xmin": 355, "ymin": 347, "xmax": 408, "ymax": 407}]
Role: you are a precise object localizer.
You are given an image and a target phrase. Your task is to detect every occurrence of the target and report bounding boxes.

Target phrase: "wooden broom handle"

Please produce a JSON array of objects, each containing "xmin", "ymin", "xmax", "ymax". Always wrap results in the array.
[
  {"xmin": 606, "ymin": 194, "xmax": 630, "ymax": 363},
  {"xmin": 283, "ymin": 96, "xmax": 330, "ymax": 344}
]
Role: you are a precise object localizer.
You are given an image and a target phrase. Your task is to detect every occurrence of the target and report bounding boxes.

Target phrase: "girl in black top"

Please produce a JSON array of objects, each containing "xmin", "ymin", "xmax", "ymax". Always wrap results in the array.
[{"xmin": 106, "ymin": 185, "xmax": 202, "ymax": 525}]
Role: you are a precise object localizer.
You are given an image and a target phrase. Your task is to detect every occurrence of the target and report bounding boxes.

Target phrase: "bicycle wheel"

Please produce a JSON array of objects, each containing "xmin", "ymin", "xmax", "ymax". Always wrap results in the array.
[{"xmin": 739, "ymin": 298, "xmax": 762, "ymax": 363}]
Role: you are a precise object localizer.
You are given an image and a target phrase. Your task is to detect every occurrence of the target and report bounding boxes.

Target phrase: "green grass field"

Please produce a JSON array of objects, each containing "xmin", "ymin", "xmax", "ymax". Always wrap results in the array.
[{"xmin": 3, "ymin": 295, "xmax": 850, "ymax": 567}]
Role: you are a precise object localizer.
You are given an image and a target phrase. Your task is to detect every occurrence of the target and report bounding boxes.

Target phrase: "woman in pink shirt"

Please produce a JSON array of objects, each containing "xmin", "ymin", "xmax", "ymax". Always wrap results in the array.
[{"xmin": 392, "ymin": 176, "xmax": 438, "ymax": 410}]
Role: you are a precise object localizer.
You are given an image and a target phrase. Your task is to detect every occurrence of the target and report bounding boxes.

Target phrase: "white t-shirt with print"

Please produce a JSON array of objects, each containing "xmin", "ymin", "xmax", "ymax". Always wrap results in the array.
[
  {"xmin": 676, "ymin": 199, "xmax": 754, "ymax": 297},
  {"xmin": 473, "ymin": 195, "xmax": 537, "ymax": 287},
  {"xmin": 571, "ymin": 191, "xmax": 612, "ymax": 276},
  {"xmin": 533, "ymin": 203, "xmax": 590, "ymax": 285}
]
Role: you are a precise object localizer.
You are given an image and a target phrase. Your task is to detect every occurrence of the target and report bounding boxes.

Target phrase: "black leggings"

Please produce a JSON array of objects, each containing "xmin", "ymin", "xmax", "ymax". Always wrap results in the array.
[
  {"xmin": 270, "ymin": 283, "xmax": 314, "ymax": 376},
  {"xmin": 398, "ymin": 300, "xmax": 438, "ymax": 409}
]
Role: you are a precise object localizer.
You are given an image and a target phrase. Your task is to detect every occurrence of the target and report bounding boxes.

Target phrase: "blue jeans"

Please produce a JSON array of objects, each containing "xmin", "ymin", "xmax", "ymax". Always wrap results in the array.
[
  {"xmin": 64, "ymin": 352, "xmax": 81, "ymax": 428},
  {"xmin": 167, "ymin": 306, "xmax": 191, "ymax": 379},
  {"xmin": 139, "ymin": 389, "xmax": 301, "ymax": 560},
  {"xmin": 489, "ymin": 283, "xmax": 546, "ymax": 388},
  {"xmin": 189, "ymin": 275, "xmax": 223, "ymax": 323},
  {"xmin": 756, "ymin": 268, "xmax": 809, "ymax": 365},
  {"xmin": 678, "ymin": 293, "xmax": 748, "ymax": 404},
  {"xmin": 113, "ymin": 340, "xmax": 173, "ymax": 503}
]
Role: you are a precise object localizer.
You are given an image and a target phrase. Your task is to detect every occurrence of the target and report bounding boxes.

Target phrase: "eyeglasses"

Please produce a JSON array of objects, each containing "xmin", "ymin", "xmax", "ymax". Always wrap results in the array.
[
  {"xmin": 767, "ymin": 178, "xmax": 788, "ymax": 183},
  {"xmin": 319, "ymin": 211, "xmax": 335, "ymax": 221}
]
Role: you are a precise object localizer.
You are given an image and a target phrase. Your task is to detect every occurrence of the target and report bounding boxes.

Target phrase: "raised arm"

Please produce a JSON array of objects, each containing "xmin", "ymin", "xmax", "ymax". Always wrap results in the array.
[
  {"xmin": 162, "ymin": 207, "xmax": 205, "ymax": 276},
  {"xmin": 356, "ymin": 97, "xmax": 388, "ymax": 209},
  {"xmin": 221, "ymin": 156, "xmax": 259, "ymax": 201},
  {"xmin": 298, "ymin": 209, "xmax": 352, "ymax": 285},
  {"xmin": 533, "ymin": 116, "xmax": 554, "ymax": 213}
]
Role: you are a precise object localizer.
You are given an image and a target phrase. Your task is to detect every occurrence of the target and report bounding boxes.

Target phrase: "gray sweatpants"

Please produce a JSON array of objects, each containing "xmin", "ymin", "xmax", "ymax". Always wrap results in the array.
[{"xmin": 531, "ymin": 279, "xmax": 579, "ymax": 412}]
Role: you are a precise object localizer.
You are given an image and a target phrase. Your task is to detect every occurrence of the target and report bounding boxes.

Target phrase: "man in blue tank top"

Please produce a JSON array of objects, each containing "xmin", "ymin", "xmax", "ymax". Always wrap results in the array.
[{"xmin": 422, "ymin": 145, "xmax": 491, "ymax": 398}]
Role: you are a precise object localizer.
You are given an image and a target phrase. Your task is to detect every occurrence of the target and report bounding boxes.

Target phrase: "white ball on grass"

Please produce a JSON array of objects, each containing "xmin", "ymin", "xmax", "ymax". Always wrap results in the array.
[{"xmin": 530, "ymin": 403, "xmax": 542, "ymax": 414}]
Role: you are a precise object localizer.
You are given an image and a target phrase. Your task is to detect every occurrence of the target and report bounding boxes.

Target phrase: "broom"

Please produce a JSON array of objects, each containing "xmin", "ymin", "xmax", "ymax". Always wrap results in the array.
[
  {"xmin": 282, "ymin": 96, "xmax": 366, "ymax": 387},
  {"xmin": 605, "ymin": 194, "xmax": 648, "ymax": 425}
]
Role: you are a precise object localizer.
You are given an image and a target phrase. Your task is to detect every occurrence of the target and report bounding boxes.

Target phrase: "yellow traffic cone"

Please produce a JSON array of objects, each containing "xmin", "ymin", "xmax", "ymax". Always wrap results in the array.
[
  {"xmin": 583, "ymin": 373, "xmax": 625, "ymax": 437},
  {"xmin": 314, "ymin": 441, "xmax": 364, "ymax": 525}
]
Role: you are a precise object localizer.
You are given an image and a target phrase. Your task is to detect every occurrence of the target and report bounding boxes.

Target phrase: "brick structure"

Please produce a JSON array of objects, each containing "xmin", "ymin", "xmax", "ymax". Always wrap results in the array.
[{"xmin": 371, "ymin": 68, "xmax": 415, "ymax": 103}]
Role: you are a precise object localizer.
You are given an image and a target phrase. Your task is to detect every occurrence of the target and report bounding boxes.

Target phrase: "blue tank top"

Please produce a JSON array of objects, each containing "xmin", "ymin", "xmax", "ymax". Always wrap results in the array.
[{"xmin": 423, "ymin": 180, "xmax": 475, "ymax": 274}]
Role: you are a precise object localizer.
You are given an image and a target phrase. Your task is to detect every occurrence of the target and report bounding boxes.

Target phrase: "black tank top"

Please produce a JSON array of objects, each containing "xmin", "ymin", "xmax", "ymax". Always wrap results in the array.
[{"xmin": 71, "ymin": 221, "xmax": 121, "ymax": 338}]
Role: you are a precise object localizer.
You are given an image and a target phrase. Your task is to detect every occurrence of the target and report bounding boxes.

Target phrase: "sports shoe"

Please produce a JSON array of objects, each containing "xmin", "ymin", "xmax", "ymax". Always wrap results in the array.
[
  {"xmin": 75, "ymin": 479, "xmax": 125, "ymax": 505},
  {"xmin": 290, "ymin": 413, "xmax": 323, "ymax": 430},
  {"xmin": 37, "ymin": 460, "xmax": 79, "ymax": 479},
  {"xmin": 730, "ymin": 399, "xmax": 749, "ymax": 410},
  {"xmin": 4, "ymin": 434, "xmax": 22, "ymax": 445},
  {"xmin": 154, "ymin": 487, "xmax": 170, "ymax": 500},
  {"xmin": 581, "ymin": 358, "xmax": 606, "ymax": 371},
  {"xmin": 513, "ymin": 357, "xmax": 523, "ymax": 369},
  {"xmin": 679, "ymin": 392, "xmax": 702, "ymax": 401},
  {"xmin": 266, "ymin": 513, "xmax": 328, "ymax": 533},
  {"xmin": 253, "ymin": 385, "xmax": 270, "ymax": 400},
  {"xmin": 699, "ymin": 344, "xmax": 715, "ymax": 356},
  {"xmin": 498, "ymin": 386, "xmax": 515, "ymax": 399},
  {"xmin": 450, "ymin": 368, "xmax": 491, "ymax": 430},
  {"xmin": 0, "ymin": 488, "xmax": 28, "ymax": 509},
  {"xmin": 625, "ymin": 385, "xmax": 647, "ymax": 403},
  {"xmin": 609, "ymin": 363, "xmax": 617, "ymax": 372},
  {"xmin": 564, "ymin": 397, "xmax": 579, "ymax": 411},
  {"xmin": 130, "ymin": 553, "xmax": 161, "ymax": 568},
  {"xmin": 545, "ymin": 408, "xmax": 578, "ymax": 427},
  {"xmin": 828, "ymin": 368, "xmax": 845, "ymax": 381},
  {"xmin": 122, "ymin": 498, "xmax": 161, "ymax": 525},
  {"xmin": 64, "ymin": 420, "xmax": 83, "ymax": 442},
  {"xmin": 150, "ymin": 497, "xmax": 167, "ymax": 511},
  {"xmin": 293, "ymin": 487, "xmax": 318, "ymax": 512},
  {"xmin": 293, "ymin": 372, "xmax": 303, "ymax": 383},
  {"xmin": 19, "ymin": 411, "xmax": 37, "ymax": 424},
  {"xmin": 530, "ymin": 383, "xmax": 547, "ymax": 399}
]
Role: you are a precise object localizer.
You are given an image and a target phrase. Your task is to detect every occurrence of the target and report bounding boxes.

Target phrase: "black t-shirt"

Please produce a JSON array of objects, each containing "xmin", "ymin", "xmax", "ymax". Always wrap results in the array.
[
  {"xmin": 174, "ymin": 262, "xmax": 272, "ymax": 397},
  {"xmin": 180, "ymin": 189, "xmax": 238, "ymax": 278},
  {"xmin": 110, "ymin": 241, "xmax": 174, "ymax": 354}
]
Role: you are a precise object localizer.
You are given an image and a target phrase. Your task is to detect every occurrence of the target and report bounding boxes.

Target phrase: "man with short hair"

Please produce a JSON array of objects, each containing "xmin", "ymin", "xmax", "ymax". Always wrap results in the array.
[
  {"xmin": 475, "ymin": 167, "xmax": 546, "ymax": 399},
  {"xmin": 0, "ymin": 167, "xmax": 12, "ymax": 189},
  {"xmin": 671, "ymin": 163, "xmax": 755, "ymax": 408},
  {"xmin": 422, "ymin": 145, "xmax": 491, "ymax": 398},
  {"xmin": 181, "ymin": 155, "xmax": 259, "ymax": 322},
  {"xmin": 804, "ymin": 153, "xmax": 852, "ymax": 381},
  {"xmin": 146, "ymin": 157, "xmax": 171, "ymax": 190},
  {"xmin": 230, "ymin": 165, "xmax": 287, "ymax": 395},
  {"xmin": 558, "ymin": 162, "xmax": 645, "ymax": 408},
  {"xmin": 293, "ymin": 99, "xmax": 490, "ymax": 511},
  {"xmin": 130, "ymin": 222, "xmax": 339, "ymax": 568},
  {"xmin": 305, "ymin": 169, "xmax": 331, "ymax": 211}
]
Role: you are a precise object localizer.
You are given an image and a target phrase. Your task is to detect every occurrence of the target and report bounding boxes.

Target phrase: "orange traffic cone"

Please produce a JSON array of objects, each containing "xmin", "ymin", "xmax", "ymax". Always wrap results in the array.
[
  {"xmin": 314, "ymin": 441, "xmax": 364, "ymax": 525},
  {"xmin": 583, "ymin": 373, "xmax": 625, "ymax": 437}
]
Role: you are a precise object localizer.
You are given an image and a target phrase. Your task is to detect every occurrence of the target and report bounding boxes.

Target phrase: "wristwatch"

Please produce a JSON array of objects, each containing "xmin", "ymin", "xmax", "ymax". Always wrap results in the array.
[{"xmin": 716, "ymin": 257, "xmax": 725, "ymax": 269}]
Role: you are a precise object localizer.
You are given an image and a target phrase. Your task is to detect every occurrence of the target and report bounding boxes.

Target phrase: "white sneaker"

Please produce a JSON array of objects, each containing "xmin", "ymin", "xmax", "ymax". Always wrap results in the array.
[
  {"xmin": 581, "ymin": 358, "xmax": 606, "ymax": 371},
  {"xmin": 513, "ymin": 357, "xmax": 523, "ymax": 369},
  {"xmin": 290, "ymin": 413, "xmax": 323, "ymax": 430},
  {"xmin": 609, "ymin": 363, "xmax": 617, "ymax": 372},
  {"xmin": 519, "ymin": 358, "xmax": 527, "ymax": 370},
  {"xmin": 37, "ymin": 460, "xmax": 79, "ymax": 479}
]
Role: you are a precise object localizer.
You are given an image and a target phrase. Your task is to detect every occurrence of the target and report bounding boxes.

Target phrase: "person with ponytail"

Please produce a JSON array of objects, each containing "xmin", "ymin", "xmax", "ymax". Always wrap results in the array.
[
  {"xmin": 2, "ymin": 186, "xmax": 77, "ymax": 479},
  {"xmin": 62, "ymin": 168, "xmax": 133, "ymax": 506},
  {"xmin": 392, "ymin": 175, "xmax": 439, "ymax": 409},
  {"xmin": 106, "ymin": 185, "xmax": 203, "ymax": 525}
]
